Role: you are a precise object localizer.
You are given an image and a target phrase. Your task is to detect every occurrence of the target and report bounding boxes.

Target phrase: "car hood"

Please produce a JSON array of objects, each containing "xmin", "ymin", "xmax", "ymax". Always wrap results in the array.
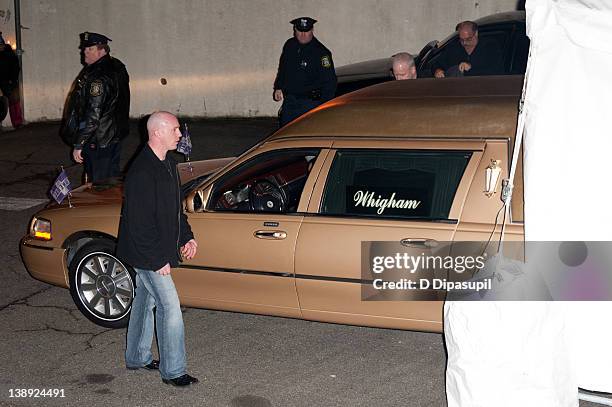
[
  {"xmin": 46, "ymin": 157, "xmax": 235, "ymax": 209},
  {"xmin": 177, "ymin": 157, "xmax": 235, "ymax": 184}
]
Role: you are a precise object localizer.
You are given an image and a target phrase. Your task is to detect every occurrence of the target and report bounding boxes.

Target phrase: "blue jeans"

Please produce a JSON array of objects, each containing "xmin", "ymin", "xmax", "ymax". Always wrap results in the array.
[{"xmin": 125, "ymin": 268, "xmax": 186, "ymax": 380}]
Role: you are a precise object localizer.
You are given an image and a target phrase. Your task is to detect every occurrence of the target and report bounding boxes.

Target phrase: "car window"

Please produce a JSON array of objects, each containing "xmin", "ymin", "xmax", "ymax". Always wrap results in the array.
[
  {"xmin": 208, "ymin": 149, "xmax": 320, "ymax": 213},
  {"xmin": 420, "ymin": 29, "xmax": 511, "ymax": 77},
  {"xmin": 320, "ymin": 150, "xmax": 471, "ymax": 220}
]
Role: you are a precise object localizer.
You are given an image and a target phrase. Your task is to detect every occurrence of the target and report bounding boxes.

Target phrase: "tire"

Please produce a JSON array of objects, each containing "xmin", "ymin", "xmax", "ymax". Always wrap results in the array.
[{"xmin": 68, "ymin": 240, "xmax": 135, "ymax": 328}]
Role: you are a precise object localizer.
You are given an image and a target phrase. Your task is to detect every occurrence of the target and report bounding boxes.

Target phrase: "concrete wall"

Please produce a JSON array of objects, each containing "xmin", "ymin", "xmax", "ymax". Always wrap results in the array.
[{"xmin": 7, "ymin": 0, "xmax": 518, "ymax": 122}]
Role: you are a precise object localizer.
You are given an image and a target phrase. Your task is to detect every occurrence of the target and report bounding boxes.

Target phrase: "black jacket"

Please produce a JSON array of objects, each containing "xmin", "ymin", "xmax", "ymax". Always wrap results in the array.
[
  {"xmin": 0, "ymin": 46, "xmax": 20, "ymax": 96},
  {"xmin": 111, "ymin": 57, "xmax": 130, "ymax": 139},
  {"xmin": 432, "ymin": 39, "xmax": 504, "ymax": 77},
  {"xmin": 274, "ymin": 37, "xmax": 337, "ymax": 101},
  {"xmin": 61, "ymin": 54, "xmax": 129, "ymax": 148},
  {"xmin": 116, "ymin": 145, "xmax": 194, "ymax": 271}
]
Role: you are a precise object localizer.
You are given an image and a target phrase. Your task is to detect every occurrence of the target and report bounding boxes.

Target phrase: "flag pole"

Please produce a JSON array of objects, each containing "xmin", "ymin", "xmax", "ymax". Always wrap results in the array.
[
  {"xmin": 185, "ymin": 123, "xmax": 193, "ymax": 173},
  {"xmin": 61, "ymin": 166, "xmax": 74, "ymax": 208}
]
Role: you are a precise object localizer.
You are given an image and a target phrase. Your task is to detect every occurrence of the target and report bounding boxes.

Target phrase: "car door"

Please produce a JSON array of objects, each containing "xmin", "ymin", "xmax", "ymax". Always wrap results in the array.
[
  {"xmin": 294, "ymin": 140, "xmax": 484, "ymax": 331},
  {"xmin": 173, "ymin": 147, "xmax": 329, "ymax": 319}
]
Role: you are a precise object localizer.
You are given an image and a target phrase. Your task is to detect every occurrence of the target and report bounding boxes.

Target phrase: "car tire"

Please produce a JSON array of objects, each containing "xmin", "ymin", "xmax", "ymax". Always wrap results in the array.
[{"xmin": 68, "ymin": 240, "xmax": 135, "ymax": 329}]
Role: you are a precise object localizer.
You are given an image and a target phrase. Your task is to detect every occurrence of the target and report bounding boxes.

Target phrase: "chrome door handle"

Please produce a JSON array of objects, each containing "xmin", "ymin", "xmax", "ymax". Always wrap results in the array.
[
  {"xmin": 400, "ymin": 238, "xmax": 439, "ymax": 248},
  {"xmin": 254, "ymin": 230, "xmax": 287, "ymax": 240}
]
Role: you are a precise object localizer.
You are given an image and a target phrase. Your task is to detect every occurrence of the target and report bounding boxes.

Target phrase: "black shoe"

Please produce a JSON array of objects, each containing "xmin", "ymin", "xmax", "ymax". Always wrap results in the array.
[
  {"xmin": 127, "ymin": 360, "xmax": 160, "ymax": 371},
  {"xmin": 162, "ymin": 374, "xmax": 199, "ymax": 387}
]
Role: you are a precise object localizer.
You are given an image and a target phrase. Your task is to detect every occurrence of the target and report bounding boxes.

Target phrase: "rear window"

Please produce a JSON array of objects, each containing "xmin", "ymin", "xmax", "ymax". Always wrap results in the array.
[{"xmin": 320, "ymin": 150, "xmax": 471, "ymax": 220}]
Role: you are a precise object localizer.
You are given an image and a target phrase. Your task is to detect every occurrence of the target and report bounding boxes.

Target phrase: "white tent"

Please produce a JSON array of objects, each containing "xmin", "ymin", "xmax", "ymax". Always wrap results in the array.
[
  {"xmin": 445, "ymin": 0, "xmax": 612, "ymax": 405},
  {"xmin": 524, "ymin": 0, "xmax": 612, "ymax": 396}
]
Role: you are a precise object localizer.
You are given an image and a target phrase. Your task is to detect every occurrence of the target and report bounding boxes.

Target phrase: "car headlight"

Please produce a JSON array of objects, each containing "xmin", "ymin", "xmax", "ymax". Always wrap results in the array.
[{"xmin": 30, "ymin": 217, "xmax": 52, "ymax": 241}]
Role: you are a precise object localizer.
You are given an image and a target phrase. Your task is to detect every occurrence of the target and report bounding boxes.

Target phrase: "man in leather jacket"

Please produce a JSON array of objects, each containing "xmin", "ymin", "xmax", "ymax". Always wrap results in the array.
[
  {"xmin": 0, "ymin": 32, "xmax": 23, "ymax": 129},
  {"xmin": 62, "ymin": 32, "xmax": 130, "ymax": 182}
]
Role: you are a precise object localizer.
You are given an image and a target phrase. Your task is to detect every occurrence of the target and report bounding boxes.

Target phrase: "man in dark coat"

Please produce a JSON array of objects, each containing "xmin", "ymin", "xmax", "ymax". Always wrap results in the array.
[
  {"xmin": 273, "ymin": 17, "xmax": 337, "ymax": 127},
  {"xmin": 432, "ymin": 21, "xmax": 504, "ymax": 78},
  {"xmin": 61, "ymin": 32, "xmax": 130, "ymax": 182},
  {"xmin": 117, "ymin": 111, "xmax": 199, "ymax": 387},
  {"xmin": 0, "ymin": 32, "xmax": 23, "ymax": 128}
]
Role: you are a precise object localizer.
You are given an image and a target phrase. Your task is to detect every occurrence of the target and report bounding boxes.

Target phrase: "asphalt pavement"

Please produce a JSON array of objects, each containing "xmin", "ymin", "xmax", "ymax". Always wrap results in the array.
[
  {"xmin": 0, "ymin": 120, "xmax": 603, "ymax": 407},
  {"xmin": 0, "ymin": 120, "xmax": 449, "ymax": 407}
]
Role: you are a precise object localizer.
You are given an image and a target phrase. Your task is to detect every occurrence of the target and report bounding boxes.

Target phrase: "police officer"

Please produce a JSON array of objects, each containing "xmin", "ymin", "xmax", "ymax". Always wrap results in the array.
[
  {"xmin": 61, "ymin": 32, "xmax": 130, "ymax": 182},
  {"xmin": 0, "ymin": 32, "xmax": 23, "ymax": 129},
  {"xmin": 273, "ymin": 17, "xmax": 337, "ymax": 127}
]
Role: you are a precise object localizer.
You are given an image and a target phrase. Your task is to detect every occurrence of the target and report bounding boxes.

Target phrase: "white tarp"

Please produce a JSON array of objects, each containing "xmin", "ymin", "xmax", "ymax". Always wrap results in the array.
[
  {"xmin": 524, "ymin": 0, "xmax": 612, "ymax": 395},
  {"xmin": 445, "ymin": 0, "xmax": 612, "ymax": 405}
]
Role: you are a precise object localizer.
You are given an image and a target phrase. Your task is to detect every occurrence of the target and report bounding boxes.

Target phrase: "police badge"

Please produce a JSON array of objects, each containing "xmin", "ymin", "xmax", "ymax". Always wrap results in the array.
[
  {"xmin": 90, "ymin": 80, "xmax": 103, "ymax": 96},
  {"xmin": 321, "ymin": 55, "xmax": 331, "ymax": 68}
]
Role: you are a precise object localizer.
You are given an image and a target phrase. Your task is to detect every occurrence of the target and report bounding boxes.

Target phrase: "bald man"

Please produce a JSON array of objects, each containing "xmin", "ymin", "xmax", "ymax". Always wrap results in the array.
[
  {"xmin": 391, "ymin": 53, "xmax": 417, "ymax": 80},
  {"xmin": 117, "ymin": 111, "xmax": 199, "ymax": 387}
]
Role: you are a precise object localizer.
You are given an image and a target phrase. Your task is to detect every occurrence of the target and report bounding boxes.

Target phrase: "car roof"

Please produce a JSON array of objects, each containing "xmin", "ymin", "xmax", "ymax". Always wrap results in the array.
[
  {"xmin": 267, "ymin": 75, "xmax": 523, "ymax": 143},
  {"xmin": 436, "ymin": 11, "xmax": 526, "ymax": 48},
  {"xmin": 474, "ymin": 10, "xmax": 525, "ymax": 26}
]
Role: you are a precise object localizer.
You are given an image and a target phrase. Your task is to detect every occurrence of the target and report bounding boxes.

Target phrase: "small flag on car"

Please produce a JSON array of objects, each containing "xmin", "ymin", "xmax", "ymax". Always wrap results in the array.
[
  {"xmin": 177, "ymin": 124, "xmax": 192, "ymax": 156},
  {"xmin": 50, "ymin": 167, "xmax": 72, "ymax": 205},
  {"xmin": 177, "ymin": 123, "xmax": 193, "ymax": 173}
]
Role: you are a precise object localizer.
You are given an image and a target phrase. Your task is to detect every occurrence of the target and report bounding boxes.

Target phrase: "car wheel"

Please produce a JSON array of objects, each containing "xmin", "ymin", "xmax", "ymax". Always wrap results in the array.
[{"xmin": 69, "ymin": 240, "xmax": 135, "ymax": 328}]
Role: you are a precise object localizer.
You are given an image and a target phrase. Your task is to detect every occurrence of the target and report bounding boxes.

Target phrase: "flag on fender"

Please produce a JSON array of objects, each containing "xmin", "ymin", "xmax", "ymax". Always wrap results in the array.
[{"xmin": 50, "ymin": 169, "xmax": 71, "ymax": 204}]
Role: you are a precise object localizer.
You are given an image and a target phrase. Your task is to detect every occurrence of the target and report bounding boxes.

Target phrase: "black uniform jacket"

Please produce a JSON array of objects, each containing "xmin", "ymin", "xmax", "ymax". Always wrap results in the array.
[
  {"xmin": 111, "ymin": 57, "xmax": 130, "ymax": 139},
  {"xmin": 62, "ymin": 54, "xmax": 126, "ymax": 148},
  {"xmin": 432, "ymin": 39, "xmax": 504, "ymax": 77},
  {"xmin": 0, "ymin": 46, "xmax": 20, "ymax": 96},
  {"xmin": 274, "ymin": 37, "xmax": 337, "ymax": 101},
  {"xmin": 117, "ymin": 145, "xmax": 194, "ymax": 272}
]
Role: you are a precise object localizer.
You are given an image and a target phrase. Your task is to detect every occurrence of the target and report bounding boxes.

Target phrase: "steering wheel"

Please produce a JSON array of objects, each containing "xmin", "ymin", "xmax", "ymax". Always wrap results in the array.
[{"xmin": 248, "ymin": 179, "xmax": 287, "ymax": 212}]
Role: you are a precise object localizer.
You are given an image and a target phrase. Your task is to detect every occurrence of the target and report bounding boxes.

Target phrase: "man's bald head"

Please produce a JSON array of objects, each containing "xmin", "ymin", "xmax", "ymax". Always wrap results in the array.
[
  {"xmin": 392, "ymin": 53, "xmax": 416, "ymax": 80},
  {"xmin": 147, "ymin": 111, "xmax": 177, "ymax": 138},
  {"xmin": 146, "ymin": 111, "xmax": 182, "ymax": 159}
]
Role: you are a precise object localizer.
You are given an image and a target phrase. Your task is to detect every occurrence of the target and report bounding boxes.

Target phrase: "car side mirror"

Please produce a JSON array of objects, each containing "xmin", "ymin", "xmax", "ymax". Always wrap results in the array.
[{"xmin": 186, "ymin": 185, "xmax": 212, "ymax": 213}]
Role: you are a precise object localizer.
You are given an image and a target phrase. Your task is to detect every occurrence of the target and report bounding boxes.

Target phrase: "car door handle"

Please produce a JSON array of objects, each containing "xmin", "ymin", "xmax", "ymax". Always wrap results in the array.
[
  {"xmin": 400, "ymin": 238, "xmax": 439, "ymax": 248},
  {"xmin": 254, "ymin": 230, "xmax": 287, "ymax": 240}
]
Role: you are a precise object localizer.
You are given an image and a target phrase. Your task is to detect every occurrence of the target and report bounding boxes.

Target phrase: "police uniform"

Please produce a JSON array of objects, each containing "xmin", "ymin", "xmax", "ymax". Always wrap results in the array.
[
  {"xmin": 274, "ymin": 17, "xmax": 337, "ymax": 127},
  {"xmin": 0, "ymin": 32, "xmax": 23, "ymax": 128},
  {"xmin": 62, "ymin": 32, "xmax": 129, "ymax": 182}
]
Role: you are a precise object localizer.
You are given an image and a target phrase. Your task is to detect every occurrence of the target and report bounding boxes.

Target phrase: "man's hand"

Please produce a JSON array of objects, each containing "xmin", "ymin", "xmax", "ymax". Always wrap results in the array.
[
  {"xmin": 72, "ymin": 148, "xmax": 84, "ymax": 163},
  {"xmin": 458, "ymin": 62, "xmax": 472, "ymax": 73},
  {"xmin": 434, "ymin": 69, "xmax": 445, "ymax": 78},
  {"xmin": 156, "ymin": 263, "xmax": 172, "ymax": 276},
  {"xmin": 181, "ymin": 239, "xmax": 198, "ymax": 260},
  {"xmin": 273, "ymin": 89, "xmax": 283, "ymax": 102}
]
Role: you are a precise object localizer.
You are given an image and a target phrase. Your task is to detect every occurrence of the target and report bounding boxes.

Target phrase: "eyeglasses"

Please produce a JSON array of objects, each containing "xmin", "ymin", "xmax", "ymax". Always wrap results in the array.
[{"xmin": 460, "ymin": 34, "xmax": 476, "ymax": 45}]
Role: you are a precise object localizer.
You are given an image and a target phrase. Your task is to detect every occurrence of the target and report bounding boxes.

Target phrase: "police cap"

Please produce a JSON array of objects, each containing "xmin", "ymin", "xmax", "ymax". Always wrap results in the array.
[
  {"xmin": 79, "ymin": 32, "xmax": 112, "ymax": 48},
  {"xmin": 290, "ymin": 17, "xmax": 317, "ymax": 32}
]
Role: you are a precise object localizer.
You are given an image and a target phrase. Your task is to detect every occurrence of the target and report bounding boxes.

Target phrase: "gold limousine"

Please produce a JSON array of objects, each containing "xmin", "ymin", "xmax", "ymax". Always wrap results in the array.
[{"xmin": 21, "ymin": 75, "xmax": 524, "ymax": 330}]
